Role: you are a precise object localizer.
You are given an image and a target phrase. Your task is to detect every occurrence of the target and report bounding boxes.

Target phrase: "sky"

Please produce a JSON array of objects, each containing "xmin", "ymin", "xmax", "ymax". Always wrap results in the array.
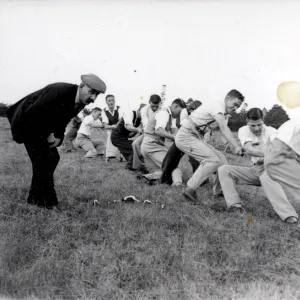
[{"xmin": 0, "ymin": 0, "xmax": 300, "ymax": 119}]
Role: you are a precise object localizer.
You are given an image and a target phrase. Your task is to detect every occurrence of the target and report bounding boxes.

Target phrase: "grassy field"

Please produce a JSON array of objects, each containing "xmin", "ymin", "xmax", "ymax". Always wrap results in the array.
[{"xmin": 0, "ymin": 117, "xmax": 300, "ymax": 300}]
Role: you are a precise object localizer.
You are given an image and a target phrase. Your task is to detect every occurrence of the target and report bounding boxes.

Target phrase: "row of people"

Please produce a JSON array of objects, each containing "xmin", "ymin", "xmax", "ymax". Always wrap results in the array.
[
  {"xmin": 218, "ymin": 110, "xmax": 300, "ymax": 223},
  {"xmin": 6, "ymin": 74, "xmax": 300, "ymax": 225},
  {"xmin": 67, "ymin": 94, "xmax": 203, "ymax": 176},
  {"xmin": 81, "ymin": 90, "xmax": 241, "ymax": 192},
  {"xmin": 96, "ymin": 90, "xmax": 300, "ymax": 224},
  {"xmin": 63, "ymin": 94, "xmax": 123, "ymax": 160}
]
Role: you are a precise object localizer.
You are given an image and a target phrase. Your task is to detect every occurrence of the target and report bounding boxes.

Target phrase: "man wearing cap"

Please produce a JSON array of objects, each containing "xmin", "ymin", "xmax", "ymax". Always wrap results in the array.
[
  {"xmin": 131, "ymin": 94, "xmax": 162, "ymax": 172},
  {"xmin": 6, "ymin": 74, "xmax": 106, "ymax": 209},
  {"xmin": 140, "ymin": 98, "xmax": 186, "ymax": 184}
]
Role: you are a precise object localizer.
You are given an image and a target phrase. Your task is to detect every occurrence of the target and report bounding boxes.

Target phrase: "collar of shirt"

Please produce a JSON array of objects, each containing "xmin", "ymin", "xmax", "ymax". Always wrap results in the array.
[
  {"xmin": 258, "ymin": 125, "xmax": 269, "ymax": 138},
  {"xmin": 245, "ymin": 125, "xmax": 269, "ymax": 142},
  {"xmin": 104, "ymin": 106, "xmax": 119, "ymax": 115},
  {"xmin": 244, "ymin": 125, "xmax": 273, "ymax": 164}
]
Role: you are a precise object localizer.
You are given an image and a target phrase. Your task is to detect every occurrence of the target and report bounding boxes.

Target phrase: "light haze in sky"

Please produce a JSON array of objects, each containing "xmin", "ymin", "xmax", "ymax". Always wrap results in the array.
[{"xmin": 0, "ymin": 0, "xmax": 299, "ymax": 119}]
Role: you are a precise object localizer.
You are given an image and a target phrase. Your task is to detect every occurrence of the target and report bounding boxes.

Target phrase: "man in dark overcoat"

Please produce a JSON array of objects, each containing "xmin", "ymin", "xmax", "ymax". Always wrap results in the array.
[{"xmin": 6, "ymin": 74, "xmax": 106, "ymax": 209}]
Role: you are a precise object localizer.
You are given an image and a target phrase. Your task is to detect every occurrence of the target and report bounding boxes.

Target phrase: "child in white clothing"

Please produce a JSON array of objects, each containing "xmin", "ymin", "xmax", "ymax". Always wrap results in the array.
[{"xmin": 75, "ymin": 107, "xmax": 105, "ymax": 158}]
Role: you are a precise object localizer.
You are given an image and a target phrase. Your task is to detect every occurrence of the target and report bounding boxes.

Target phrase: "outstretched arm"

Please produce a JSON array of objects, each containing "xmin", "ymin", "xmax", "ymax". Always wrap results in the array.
[{"xmin": 214, "ymin": 113, "xmax": 243, "ymax": 155}]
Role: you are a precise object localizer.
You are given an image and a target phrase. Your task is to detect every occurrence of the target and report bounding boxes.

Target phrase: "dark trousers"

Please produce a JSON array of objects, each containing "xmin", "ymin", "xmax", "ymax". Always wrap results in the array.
[
  {"xmin": 160, "ymin": 143, "xmax": 184, "ymax": 184},
  {"xmin": 111, "ymin": 134, "xmax": 133, "ymax": 168},
  {"xmin": 160, "ymin": 143, "xmax": 201, "ymax": 184},
  {"xmin": 24, "ymin": 138, "xmax": 60, "ymax": 208},
  {"xmin": 189, "ymin": 156, "xmax": 200, "ymax": 173}
]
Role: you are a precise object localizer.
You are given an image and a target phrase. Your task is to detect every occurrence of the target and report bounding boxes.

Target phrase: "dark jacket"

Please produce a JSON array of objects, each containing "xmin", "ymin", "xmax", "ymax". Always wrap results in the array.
[{"xmin": 6, "ymin": 83, "xmax": 84, "ymax": 144}]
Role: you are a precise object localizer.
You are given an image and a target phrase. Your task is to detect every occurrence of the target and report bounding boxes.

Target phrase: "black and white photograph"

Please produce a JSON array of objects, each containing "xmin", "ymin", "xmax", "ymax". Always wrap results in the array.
[{"xmin": 0, "ymin": 1, "xmax": 300, "ymax": 299}]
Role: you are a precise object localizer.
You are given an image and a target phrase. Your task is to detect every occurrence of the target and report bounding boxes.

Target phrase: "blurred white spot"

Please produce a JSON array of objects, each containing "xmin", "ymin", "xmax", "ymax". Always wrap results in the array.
[{"xmin": 277, "ymin": 81, "xmax": 300, "ymax": 109}]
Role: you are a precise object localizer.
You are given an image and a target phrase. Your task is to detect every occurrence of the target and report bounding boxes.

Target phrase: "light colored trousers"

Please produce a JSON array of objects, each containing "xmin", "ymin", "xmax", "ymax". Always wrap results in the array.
[
  {"xmin": 106, "ymin": 130, "xmax": 120, "ymax": 158},
  {"xmin": 132, "ymin": 134, "xmax": 145, "ymax": 170},
  {"xmin": 75, "ymin": 133, "xmax": 105, "ymax": 158},
  {"xmin": 175, "ymin": 120, "xmax": 227, "ymax": 194},
  {"xmin": 218, "ymin": 163, "xmax": 299, "ymax": 220},
  {"xmin": 141, "ymin": 135, "xmax": 182, "ymax": 184},
  {"xmin": 264, "ymin": 138, "xmax": 300, "ymax": 220}
]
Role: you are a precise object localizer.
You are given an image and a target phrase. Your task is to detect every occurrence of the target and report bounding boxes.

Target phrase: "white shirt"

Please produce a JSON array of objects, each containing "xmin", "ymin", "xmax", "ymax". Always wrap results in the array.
[
  {"xmin": 141, "ymin": 104, "xmax": 156, "ymax": 129},
  {"xmin": 155, "ymin": 107, "xmax": 177, "ymax": 131},
  {"xmin": 272, "ymin": 120, "xmax": 300, "ymax": 156},
  {"xmin": 180, "ymin": 108, "xmax": 189, "ymax": 125},
  {"xmin": 78, "ymin": 115, "xmax": 103, "ymax": 137},
  {"xmin": 123, "ymin": 110, "xmax": 135, "ymax": 126},
  {"xmin": 187, "ymin": 101, "xmax": 226, "ymax": 131},
  {"xmin": 102, "ymin": 106, "xmax": 124, "ymax": 124},
  {"xmin": 238, "ymin": 124, "xmax": 277, "ymax": 164}
]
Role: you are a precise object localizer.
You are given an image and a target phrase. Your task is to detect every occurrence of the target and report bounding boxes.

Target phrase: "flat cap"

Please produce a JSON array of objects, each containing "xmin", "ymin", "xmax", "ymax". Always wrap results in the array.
[{"xmin": 81, "ymin": 74, "xmax": 106, "ymax": 93}]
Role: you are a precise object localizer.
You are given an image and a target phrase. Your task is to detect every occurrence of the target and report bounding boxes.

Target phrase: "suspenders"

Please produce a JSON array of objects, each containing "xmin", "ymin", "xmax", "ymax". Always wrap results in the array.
[{"xmin": 195, "ymin": 119, "xmax": 216, "ymax": 136}]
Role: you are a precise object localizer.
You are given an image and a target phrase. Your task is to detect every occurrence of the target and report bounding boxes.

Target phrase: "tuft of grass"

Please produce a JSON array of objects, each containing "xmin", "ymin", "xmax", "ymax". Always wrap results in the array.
[{"xmin": 0, "ymin": 117, "xmax": 300, "ymax": 300}]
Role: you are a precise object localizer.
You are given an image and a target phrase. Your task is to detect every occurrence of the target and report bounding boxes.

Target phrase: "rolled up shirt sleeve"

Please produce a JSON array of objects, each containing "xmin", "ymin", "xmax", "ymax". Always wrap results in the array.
[
  {"xmin": 210, "ymin": 102, "xmax": 226, "ymax": 118},
  {"xmin": 155, "ymin": 110, "xmax": 170, "ymax": 131},
  {"xmin": 180, "ymin": 108, "xmax": 189, "ymax": 125},
  {"xmin": 123, "ymin": 111, "xmax": 133, "ymax": 126}
]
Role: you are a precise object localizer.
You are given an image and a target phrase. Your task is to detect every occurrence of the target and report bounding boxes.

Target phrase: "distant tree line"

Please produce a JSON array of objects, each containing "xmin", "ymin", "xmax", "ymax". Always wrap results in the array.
[
  {"xmin": 228, "ymin": 104, "xmax": 290, "ymax": 131},
  {"xmin": 0, "ymin": 103, "xmax": 8, "ymax": 117}
]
